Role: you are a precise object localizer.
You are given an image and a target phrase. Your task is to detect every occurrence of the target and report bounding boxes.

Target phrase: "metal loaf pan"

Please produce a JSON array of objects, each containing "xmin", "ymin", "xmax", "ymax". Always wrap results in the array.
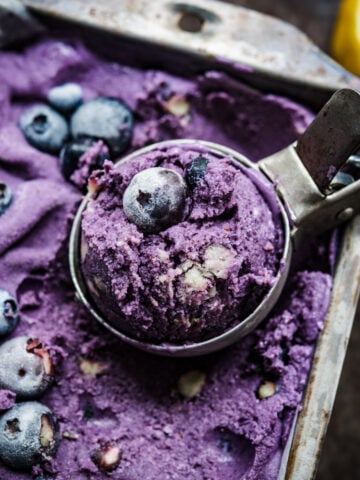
[{"xmin": 7, "ymin": 0, "xmax": 360, "ymax": 478}]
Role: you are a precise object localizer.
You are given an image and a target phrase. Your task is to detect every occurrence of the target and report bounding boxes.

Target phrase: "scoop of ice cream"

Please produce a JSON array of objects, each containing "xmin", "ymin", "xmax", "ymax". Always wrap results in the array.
[{"xmin": 81, "ymin": 144, "xmax": 283, "ymax": 342}]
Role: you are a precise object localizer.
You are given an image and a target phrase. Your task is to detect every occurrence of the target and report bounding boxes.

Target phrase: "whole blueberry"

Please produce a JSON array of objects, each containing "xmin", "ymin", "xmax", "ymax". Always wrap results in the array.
[
  {"xmin": 0, "ymin": 290, "xmax": 19, "ymax": 337},
  {"xmin": 185, "ymin": 156, "xmax": 209, "ymax": 189},
  {"xmin": 47, "ymin": 82, "xmax": 83, "ymax": 113},
  {"xmin": 70, "ymin": 97, "xmax": 133, "ymax": 156},
  {"xmin": 19, "ymin": 105, "xmax": 69, "ymax": 153},
  {"xmin": 0, "ymin": 337, "xmax": 54, "ymax": 399},
  {"xmin": 123, "ymin": 167, "xmax": 187, "ymax": 233},
  {"xmin": 0, "ymin": 183, "xmax": 12, "ymax": 216},
  {"xmin": 0, "ymin": 401, "xmax": 59, "ymax": 470},
  {"xmin": 60, "ymin": 138, "xmax": 108, "ymax": 181}
]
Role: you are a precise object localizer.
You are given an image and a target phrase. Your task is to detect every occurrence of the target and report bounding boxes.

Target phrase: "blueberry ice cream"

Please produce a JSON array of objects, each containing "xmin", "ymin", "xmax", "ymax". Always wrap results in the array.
[
  {"xmin": 0, "ymin": 27, "xmax": 334, "ymax": 480},
  {"xmin": 81, "ymin": 145, "xmax": 283, "ymax": 342}
]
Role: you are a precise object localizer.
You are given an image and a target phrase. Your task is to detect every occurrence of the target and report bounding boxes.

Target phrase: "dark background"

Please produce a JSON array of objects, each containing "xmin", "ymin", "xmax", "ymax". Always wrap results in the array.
[{"xmin": 220, "ymin": 1, "xmax": 360, "ymax": 479}]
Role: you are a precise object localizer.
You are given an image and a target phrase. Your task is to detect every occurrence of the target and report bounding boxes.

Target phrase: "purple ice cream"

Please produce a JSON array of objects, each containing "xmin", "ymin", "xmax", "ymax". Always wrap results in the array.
[
  {"xmin": 81, "ymin": 145, "xmax": 283, "ymax": 342},
  {"xmin": 0, "ymin": 30, "xmax": 333, "ymax": 479}
]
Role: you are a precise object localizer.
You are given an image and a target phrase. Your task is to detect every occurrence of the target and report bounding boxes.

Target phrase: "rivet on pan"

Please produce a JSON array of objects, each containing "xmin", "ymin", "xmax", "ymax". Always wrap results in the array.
[{"xmin": 336, "ymin": 207, "xmax": 354, "ymax": 222}]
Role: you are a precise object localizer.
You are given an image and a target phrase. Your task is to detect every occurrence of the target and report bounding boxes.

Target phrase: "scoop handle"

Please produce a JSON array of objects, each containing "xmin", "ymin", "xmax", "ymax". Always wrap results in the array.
[
  {"xmin": 296, "ymin": 89, "xmax": 360, "ymax": 192},
  {"xmin": 258, "ymin": 88, "xmax": 360, "ymax": 244}
]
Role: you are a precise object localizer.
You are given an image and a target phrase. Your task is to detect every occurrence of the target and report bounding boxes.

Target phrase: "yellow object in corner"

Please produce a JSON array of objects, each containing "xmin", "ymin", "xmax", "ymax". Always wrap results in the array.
[{"xmin": 331, "ymin": 0, "xmax": 360, "ymax": 75}]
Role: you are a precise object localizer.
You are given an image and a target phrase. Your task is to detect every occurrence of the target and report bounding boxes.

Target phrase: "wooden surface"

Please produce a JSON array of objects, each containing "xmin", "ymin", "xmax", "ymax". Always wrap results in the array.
[{"xmin": 222, "ymin": 2, "xmax": 359, "ymax": 479}]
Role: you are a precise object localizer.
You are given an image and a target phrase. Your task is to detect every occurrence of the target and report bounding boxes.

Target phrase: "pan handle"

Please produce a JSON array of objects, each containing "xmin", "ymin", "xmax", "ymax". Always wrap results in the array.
[{"xmin": 23, "ymin": 0, "xmax": 360, "ymax": 107}]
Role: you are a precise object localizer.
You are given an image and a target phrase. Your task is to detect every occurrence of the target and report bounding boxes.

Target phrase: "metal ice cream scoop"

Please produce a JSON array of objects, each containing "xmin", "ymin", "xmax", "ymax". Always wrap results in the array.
[{"xmin": 69, "ymin": 88, "xmax": 360, "ymax": 357}]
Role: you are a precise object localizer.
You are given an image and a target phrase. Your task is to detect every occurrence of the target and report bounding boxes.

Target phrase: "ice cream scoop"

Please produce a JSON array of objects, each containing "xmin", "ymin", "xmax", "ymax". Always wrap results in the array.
[{"xmin": 69, "ymin": 89, "xmax": 360, "ymax": 356}]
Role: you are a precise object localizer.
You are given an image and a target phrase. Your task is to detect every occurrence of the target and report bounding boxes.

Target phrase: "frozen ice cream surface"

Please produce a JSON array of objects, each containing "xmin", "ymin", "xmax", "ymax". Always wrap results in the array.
[
  {"xmin": 81, "ymin": 145, "xmax": 283, "ymax": 342},
  {"xmin": 0, "ymin": 29, "xmax": 334, "ymax": 480}
]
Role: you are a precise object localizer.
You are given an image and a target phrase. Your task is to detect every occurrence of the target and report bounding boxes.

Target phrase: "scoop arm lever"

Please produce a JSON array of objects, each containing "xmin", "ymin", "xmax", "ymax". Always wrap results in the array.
[{"xmin": 259, "ymin": 89, "xmax": 360, "ymax": 244}]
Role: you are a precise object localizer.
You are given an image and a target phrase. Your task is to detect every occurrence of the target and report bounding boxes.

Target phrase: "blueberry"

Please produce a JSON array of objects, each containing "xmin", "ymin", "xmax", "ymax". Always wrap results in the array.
[
  {"xmin": 159, "ymin": 81, "xmax": 172, "ymax": 100},
  {"xmin": 70, "ymin": 97, "xmax": 133, "ymax": 156},
  {"xmin": 185, "ymin": 156, "xmax": 209, "ymax": 189},
  {"xmin": 0, "ymin": 401, "xmax": 59, "ymax": 470},
  {"xmin": 0, "ymin": 337, "xmax": 54, "ymax": 399},
  {"xmin": 47, "ymin": 82, "xmax": 83, "ymax": 113},
  {"xmin": 0, "ymin": 183, "xmax": 12, "ymax": 216},
  {"xmin": 60, "ymin": 138, "xmax": 109, "ymax": 181},
  {"xmin": 19, "ymin": 105, "xmax": 69, "ymax": 153},
  {"xmin": 123, "ymin": 167, "xmax": 187, "ymax": 233},
  {"xmin": 0, "ymin": 290, "xmax": 19, "ymax": 337}
]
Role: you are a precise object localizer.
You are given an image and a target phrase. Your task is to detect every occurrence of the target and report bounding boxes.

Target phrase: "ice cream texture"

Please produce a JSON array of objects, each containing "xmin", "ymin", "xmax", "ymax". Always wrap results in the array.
[
  {"xmin": 81, "ymin": 145, "xmax": 283, "ymax": 342},
  {"xmin": 0, "ymin": 30, "xmax": 334, "ymax": 479}
]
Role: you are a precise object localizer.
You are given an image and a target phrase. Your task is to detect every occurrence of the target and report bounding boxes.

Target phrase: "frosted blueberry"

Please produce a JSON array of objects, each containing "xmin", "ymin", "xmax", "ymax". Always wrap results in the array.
[
  {"xmin": 0, "ymin": 401, "xmax": 59, "ymax": 470},
  {"xmin": 0, "ymin": 183, "xmax": 12, "ymax": 216},
  {"xmin": 185, "ymin": 156, "xmax": 208, "ymax": 189},
  {"xmin": 0, "ymin": 290, "xmax": 19, "ymax": 337},
  {"xmin": 70, "ymin": 97, "xmax": 133, "ymax": 156},
  {"xmin": 123, "ymin": 167, "xmax": 187, "ymax": 233},
  {"xmin": 0, "ymin": 337, "xmax": 54, "ymax": 399},
  {"xmin": 47, "ymin": 82, "xmax": 83, "ymax": 113},
  {"xmin": 19, "ymin": 105, "xmax": 69, "ymax": 153}
]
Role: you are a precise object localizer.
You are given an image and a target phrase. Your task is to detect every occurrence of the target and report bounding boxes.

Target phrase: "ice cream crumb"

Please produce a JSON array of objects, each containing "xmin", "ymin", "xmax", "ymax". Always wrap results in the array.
[
  {"xmin": 79, "ymin": 358, "xmax": 106, "ymax": 377},
  {"xmin": 177, "ymin": 370, "xmax": 206, "ymax": 399},
  {"xmin": 204, "ymin": 244, "xmax": 235, "ymax": 279},
  {"xmin": 164, "ymin": 95, "xmax": 190, "ymax": 116}
]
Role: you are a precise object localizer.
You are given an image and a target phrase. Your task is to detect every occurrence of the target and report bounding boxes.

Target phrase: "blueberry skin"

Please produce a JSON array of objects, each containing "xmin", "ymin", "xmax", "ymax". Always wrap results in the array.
[
  {"xmin": 0, "ymin": 401, "xmax": 59, "ymax": 470},
  {"xmin": 18, "ymin": 105, "xmax": 69, "ymax": 153},
  {"xmin": 0, "ymin": 290, "xmax": 19, "ymax": 337},
  {"xmin": 70, "ymin": 97, "xmax": 133, "ymax": 156},
  {"xmin": 185, "ymin": 156, "xmax": 209, "ymax": 189},
  {"xmin": 47, "ymin": 82, "xmax": 83, "ymax": 113},
  {"xmin": 60, "ymin": 138, "xmax": 108, "ymax": 181},
  {"xmin": 0, "ymin": 183, "xmax": 12, "ymax": 216},
  {"xmin": 0, "ymin": 336, "xmax": 54, "ymax": 399},
  {"xmin": 123, "ymin": 167, "xmax": 187, "ymax": 233}
]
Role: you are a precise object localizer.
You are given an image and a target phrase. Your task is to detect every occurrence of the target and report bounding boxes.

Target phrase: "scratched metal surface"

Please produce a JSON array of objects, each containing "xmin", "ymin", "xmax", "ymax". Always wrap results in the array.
[
  {"xmin": 9, "ymin": 1, "xmax": 360, "ymax": 478},
  {"xmin": 22, "ymin": 0, "xmax": 360, "ymax": 109}
]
